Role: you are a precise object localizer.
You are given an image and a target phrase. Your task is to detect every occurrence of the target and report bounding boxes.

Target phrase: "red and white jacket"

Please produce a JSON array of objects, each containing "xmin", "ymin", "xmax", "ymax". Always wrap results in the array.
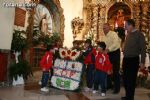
[
  {"xmin": 95, "ymin": 52, "xmax": 112, "ymax": 74},
  {"xmin": 40, "ymin": 51, "xmax": 53, "ymax": 71},
  {"xmin": 84, "ymin": 48, "xmax": 97, "ymax": 65}
]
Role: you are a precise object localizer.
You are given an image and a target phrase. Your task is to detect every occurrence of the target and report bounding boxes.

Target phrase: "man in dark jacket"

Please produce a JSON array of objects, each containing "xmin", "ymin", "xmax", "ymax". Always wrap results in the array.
[{"xmin": 122, "ymin": 19, "xmax": 146, "ymax": 100}]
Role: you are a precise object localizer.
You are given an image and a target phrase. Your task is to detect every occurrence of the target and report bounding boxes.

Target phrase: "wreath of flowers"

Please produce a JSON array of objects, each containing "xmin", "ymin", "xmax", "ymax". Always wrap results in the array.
[{"xmin": 59, "ymin": 48, "xmax": 80, "ymax": 60}]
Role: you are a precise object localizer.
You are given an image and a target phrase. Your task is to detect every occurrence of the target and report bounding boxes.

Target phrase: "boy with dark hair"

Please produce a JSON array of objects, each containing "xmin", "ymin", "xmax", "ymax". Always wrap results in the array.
[
  {"xmin": 93, "ymin": 41, "xmax": 112, "ymax": 96},
  {"xmin": 72, "ymin": 40, "xmax": 80, "ymax": 51},
  {"xmin": 40, "ymin": 44, "xmax": 54, "ymax": 92},
  {"xmin": 83, "ymin": 39, "xmax": 96, "ymax": 91}
]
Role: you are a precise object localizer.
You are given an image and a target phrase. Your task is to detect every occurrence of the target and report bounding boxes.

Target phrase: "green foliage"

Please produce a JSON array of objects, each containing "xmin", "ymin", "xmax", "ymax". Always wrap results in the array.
[
  {"xmin": 85, "ymin": 30, "xmax": 97, "ymax": 46},
  {"xmin": 9, "ymin": 55, "xmax": 32, "ymax": 80},
  {"xmin": 43, "ymin": 32, "xmax": 60, "ymax": 46},
  {"xmin": 32, "ymin": 29, "xmax": 61, "ymax": 46},
  {"xmin": 11, "ymin": 30, "xmax": 27, "ymax": 52},
  {"xmin": 10, "ymin": 30, "xmax": 32, "ymax": 81},
  {"xmin": 32, "ymin": 29, "xmax": 42, "ymax": 46}
]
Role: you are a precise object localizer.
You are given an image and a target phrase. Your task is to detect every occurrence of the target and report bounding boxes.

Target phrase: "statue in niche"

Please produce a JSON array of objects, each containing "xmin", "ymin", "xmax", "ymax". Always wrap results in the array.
[
  {"xmin": 34, "ymin": 4, "xmax": 53, "ymax": 36},
  {"xmin": 115, "ymin": 9, "xmax": 125, "ymax": 28},
  {"xmin": 40, "ymin": 14, "xmax": 48, "ymax": 34}
]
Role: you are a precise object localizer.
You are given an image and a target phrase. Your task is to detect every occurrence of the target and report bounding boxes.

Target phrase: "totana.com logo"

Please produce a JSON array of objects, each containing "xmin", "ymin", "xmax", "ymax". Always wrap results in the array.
[{"xmin": 3, "ymin": 2, "xmax": 36, "ymax": 8}]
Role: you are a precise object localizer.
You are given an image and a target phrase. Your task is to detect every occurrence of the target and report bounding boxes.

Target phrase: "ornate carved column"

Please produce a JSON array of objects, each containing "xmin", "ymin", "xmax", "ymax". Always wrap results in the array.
[
  {"xmin": 26, "ymin": 0, "xmax": 39, "ymax": 48},
  {"xmin": 141, "ymin": 2, "xmax": 148, "ymax": 33},
  {"xmin": 91, "ymin": 4, "xmax": 98, "ymax": 31},
  {"xmin": 26, "ymin": 10, "xmax": 34, "ymax": 47},
  {"xmin": 91, "ymin": 4, "xmax": 99, "ymax": 41},
  {"xmin": 98, "ymin": 5, "xmax": 106, "ymax": 41},
  {"xmin": 82, "ymin": 3, "xmax": 93, "ymax": 38},
  {"xmin": 133, "ymin": 0, "xmax": 150, "ymax": 53},
  {"xmin": 133, "ymin": 2, "xmax": 140, "ymax": 29},
  {"xmin": 53, "ymin": 0, "xmax": 65, "ymax": 41},
  {"xmin": 142, "ymin": 1, "xmax": 150, "ymax": 53}
]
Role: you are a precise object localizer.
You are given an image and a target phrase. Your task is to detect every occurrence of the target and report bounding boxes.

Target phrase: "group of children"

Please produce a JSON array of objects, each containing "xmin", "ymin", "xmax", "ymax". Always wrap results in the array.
[
  {"xmin": 83, "ymin": 39, "xmax": 112, "ymax": 96},
  {"xmin": 39, "ymin": 39, "xmax": 112, "ymax": 97}
]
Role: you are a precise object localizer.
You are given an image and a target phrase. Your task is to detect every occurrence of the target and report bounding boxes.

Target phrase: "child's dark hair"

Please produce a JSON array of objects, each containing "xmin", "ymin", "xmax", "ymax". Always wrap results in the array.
[
  {"xmin": 85, "ymin": 39, "xmax": 92, "ymax": 45},
  {"xmin": 46, "ymin": 44, "xmax": 53, "ymax": 51},
  {"xmin": 97, "ymin": 41, "xmax": 106, "ymax": 50},
  {"xmin": 73, "ymin": 40, "xmax": 78, "ymax": 45}
]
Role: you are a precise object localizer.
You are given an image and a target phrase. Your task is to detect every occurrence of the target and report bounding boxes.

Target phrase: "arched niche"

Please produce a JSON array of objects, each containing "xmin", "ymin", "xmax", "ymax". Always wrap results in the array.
[
  {"xmin": 34, "ymin": 0, "xmax": 64, "ymax": 40},
  {"xmin": 107, "ymin": 2, "xmax": 131, "ymax": 30}
]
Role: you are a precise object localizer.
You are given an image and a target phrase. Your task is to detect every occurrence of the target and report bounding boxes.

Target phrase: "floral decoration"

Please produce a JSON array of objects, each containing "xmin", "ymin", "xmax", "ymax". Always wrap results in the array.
[
  {"xmin": 137, "ymin": 67, "xmax": 149, "ymax": 87},
  {"xmin": 59, "ymin": 48, "xmax": 80, "ymax": 60}
]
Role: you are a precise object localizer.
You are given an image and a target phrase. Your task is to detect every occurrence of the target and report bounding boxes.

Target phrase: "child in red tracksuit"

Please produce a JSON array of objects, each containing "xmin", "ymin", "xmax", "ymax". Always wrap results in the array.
[
  {"xmin": 93, "ymin": 42, "xmax": 112, "ymax": 96},
  {"xmin": 40, "ymin": 45, "xmax": 54, "ymax": 92},
  {"xmin": 83, "ymin": 39, "xmax": 96, "ymax": 91}
]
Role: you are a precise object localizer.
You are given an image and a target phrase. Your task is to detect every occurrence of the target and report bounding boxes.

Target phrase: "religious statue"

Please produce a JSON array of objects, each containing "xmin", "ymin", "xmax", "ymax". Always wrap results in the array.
[
  {"xmin": 115, "ymin": 9, "xmax": 125, "ymax": 28},
  {"xmin": 40, "ymin": 14, "xmax": 48, "ymax": 34}
]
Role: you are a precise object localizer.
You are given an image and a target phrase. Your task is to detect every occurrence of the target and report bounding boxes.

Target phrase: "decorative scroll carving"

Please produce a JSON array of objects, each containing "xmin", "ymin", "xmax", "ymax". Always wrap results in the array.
[
  {"xmin": 91, "ymin": 4, "xmax": 98, "ymax": 31},
  {"xmin": 140, "ymin": 1, "xmax": 150, "ymax": 53},
  {"xmin": 98, "ymin": 5, "xmax": 106, "ymax": 40},
  {"xmin": 83, "ymin": 3, "xmax": 93, "ymax": 36},
  {"xmin": 133, "ymin": 3, "xmax": 140, "ymax": 29},
  {"xmin": 141, "ymin": 2, "xmax": 148, "ymax": 33},
  {"xmin": 82, "ymin": 2, "xmax": 106, "ymax": 41},
  {"xmin": 71, "ymin": 17, "xmax": 84, "ymax": 40}
]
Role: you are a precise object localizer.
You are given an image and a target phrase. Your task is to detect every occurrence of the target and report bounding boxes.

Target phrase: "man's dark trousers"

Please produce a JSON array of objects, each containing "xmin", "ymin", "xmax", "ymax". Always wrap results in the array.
[
  {"xmin": 122, "ymin": 56, "xmax": 139, "ymax": 100},
  {"xmin": 108, "ymin": 49, "xmax": 120, "ymax": 93}
]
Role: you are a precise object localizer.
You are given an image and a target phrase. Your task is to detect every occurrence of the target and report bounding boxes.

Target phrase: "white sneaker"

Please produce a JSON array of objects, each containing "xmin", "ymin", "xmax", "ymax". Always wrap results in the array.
[
  {"xmin": 38, "ymin": 81, "xmax": 42, "ymax": 85},
  {"xmin": 40, "ymin": 87, "xmax": 49, "ymax": 92},
  {"xmin": 92, "ymin": 90, "xmax": 98, "ymax": 94},
  {"xmin": 84, "ymin": 87, "xmax": 92, "ymax": 92},
  {"xmin": 101, "ymin": 93, "xmax": 106, "ymax": 97}
]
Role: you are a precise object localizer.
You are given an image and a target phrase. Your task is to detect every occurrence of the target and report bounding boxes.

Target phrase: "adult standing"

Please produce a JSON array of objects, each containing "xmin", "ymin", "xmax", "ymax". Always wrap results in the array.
[
  {"xmin": 103, "ymin": 23, "xmax": 121, "ymax": 94},
  {"xmin": 122, "ymin": 19, "xmax": 146, "ymax": 100}
]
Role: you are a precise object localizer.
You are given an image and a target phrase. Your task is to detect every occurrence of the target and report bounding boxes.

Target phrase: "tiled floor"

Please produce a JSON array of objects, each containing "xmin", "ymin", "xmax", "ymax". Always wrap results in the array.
[
  {"xmin": 0, "ymin": 70, "xmax": 150, "ymax": 100},
  {"xmin": 0, "ymin": 81, "xmax": 150, "ymax": 100}
]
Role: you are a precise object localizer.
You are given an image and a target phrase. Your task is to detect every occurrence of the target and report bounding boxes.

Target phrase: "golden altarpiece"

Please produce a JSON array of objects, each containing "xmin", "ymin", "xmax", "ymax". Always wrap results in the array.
[{"xmin": 72, "ymin": 0, "xmax": 150, "ymax": 52}]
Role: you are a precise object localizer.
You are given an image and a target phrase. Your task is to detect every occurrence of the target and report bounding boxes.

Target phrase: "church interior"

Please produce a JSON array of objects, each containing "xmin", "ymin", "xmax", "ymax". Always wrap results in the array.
[{"xmin": 0, "ymin": 0, "xmax": 150, "ymax": 100}]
